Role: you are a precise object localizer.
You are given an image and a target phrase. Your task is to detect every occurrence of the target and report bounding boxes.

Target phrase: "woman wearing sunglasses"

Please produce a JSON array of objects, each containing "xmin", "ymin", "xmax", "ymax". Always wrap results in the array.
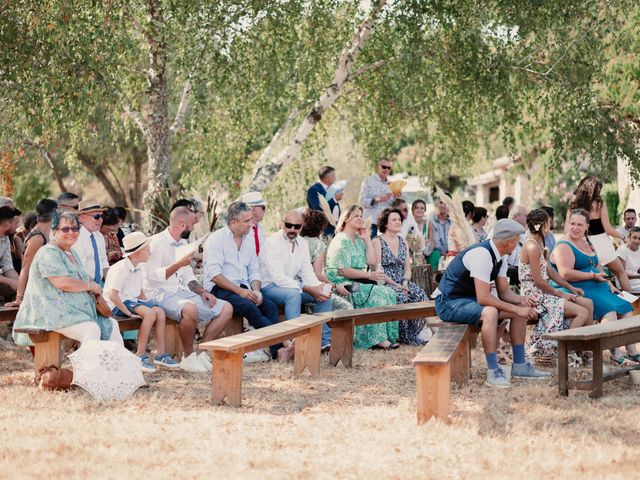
[
  {"xmin": 325, "ymin": 205, "xmax": 399, "ymax": 350},
  {"xmin": 519, "ymin": 209, "xmax": 592, "ymax": 362},
  {"xmin": 551, "ymin": 208, "xmax": 638, "ymax": 366},
  {"xmin": 13, "ymin": 211, "xmax": 123, "ymax": 348}
]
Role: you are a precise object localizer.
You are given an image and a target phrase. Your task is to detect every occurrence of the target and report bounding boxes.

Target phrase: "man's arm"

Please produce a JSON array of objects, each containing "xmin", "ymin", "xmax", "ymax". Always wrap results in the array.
[
  {"xmin": 307, "ymin": 185, "xmax": 321, "ymax": 210},
  {"xmin": 476, "ymin": 278, "xmax": 536, "ymax": 319}
]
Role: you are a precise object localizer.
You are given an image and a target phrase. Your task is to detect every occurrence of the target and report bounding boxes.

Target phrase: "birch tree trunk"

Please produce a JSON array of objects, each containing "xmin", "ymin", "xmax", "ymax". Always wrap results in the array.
[{"xmin": 246, "ymin": 0, "xmax": 388, "ymax": 193}]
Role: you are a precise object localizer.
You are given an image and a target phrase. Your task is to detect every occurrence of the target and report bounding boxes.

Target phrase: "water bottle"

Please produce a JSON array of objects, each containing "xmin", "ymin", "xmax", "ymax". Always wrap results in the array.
[
  {"xmin": 376, "ymin": 263, "xmax": 384, "ymax": 285},
  {"xmin": 438, "ymin": 256, "xmax": 445, "ymax": 272}
]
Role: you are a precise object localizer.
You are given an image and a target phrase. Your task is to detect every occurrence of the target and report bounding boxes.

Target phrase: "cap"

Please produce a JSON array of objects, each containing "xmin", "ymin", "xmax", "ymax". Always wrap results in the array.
[{"xmin": 492, "ymin": 218, "xmax": 525, "ymax": 240}]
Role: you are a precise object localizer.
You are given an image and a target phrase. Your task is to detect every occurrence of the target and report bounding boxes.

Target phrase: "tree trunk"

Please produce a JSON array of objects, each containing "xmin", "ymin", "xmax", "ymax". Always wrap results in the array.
[
  {"xmin": 131, "ymin": 146, "xmax": 146, "ymax": 225},
  {"xmin": 142, "ymin": 0, "xmax": 171, "ymax": 233},
  {"xmin": 247, "ymin": 0, "xmax": 388, "ymax": 193},
  {"xmin": 76, "ymin": 151, "xmax": 128, "ymax": 207}
]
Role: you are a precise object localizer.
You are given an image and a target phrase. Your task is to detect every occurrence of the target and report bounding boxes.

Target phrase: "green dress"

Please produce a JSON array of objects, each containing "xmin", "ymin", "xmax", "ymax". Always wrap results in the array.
[
  {"xmin": 325, "ymin": 232, "xmax": 398, "ymax": 348},
  {"xmin": 12, "ymin": 244, "xmax": 113, "ymax": 346},
  {"xmin": 303, "ymin": 236, "xmax": 353, "ymax": 312}
]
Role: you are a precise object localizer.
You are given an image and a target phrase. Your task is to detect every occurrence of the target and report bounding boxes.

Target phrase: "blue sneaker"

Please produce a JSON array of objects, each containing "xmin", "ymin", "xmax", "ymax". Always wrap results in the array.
[
  {"xmin": 154, "ymin": 352, "xmax": 180, "ymax": 369},
  {"xmin": 485, "ymin": 368, "xmax": 510, "ymax": 388},
  {"xmin": 511, "ymin": 361, "xmax": 551, "ymax": 379},
  {"xmin": 139, "ymin": 354, "xmax": 157, "ymax": 373}
]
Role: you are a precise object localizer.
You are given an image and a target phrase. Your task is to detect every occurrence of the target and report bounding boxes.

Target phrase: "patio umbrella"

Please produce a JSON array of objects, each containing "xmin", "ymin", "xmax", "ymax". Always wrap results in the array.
[{"xmin": 68, "ymin": 340, "xmax": 145, "ymax": 401}]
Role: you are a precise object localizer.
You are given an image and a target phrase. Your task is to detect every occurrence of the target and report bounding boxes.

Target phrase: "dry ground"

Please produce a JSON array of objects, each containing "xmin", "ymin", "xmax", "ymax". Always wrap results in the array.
[{"xmin": 1, "ymin": 333, "xmax": 640, "ymax": 479}]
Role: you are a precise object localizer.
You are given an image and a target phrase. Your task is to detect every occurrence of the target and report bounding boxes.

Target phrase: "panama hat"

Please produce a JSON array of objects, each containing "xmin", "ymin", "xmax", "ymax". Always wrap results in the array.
[
  {"xmin": 122, "ymin": 231, "xmax": 151, "ymax": 257},
  {"xmin": 241, "ymin": 191, "xmax": 267, "ymax": 207},
  {"xmin": 78, "ymin": 199, "xmax": 106, "ymax": 214}
]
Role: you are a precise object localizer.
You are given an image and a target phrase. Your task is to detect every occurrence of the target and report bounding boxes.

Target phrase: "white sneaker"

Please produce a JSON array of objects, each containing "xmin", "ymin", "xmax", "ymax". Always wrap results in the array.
[
  {"xmin": 180, "ymin": 352, "xmax": 208, "ymax": 373},
  {"xmin": 243, "ymin": 349, "xmax": 271, "ymax": 363},
  {"xmin": 418, "ymin": 325, "xmax": 433, "ymax": 343},
  {"xmin": 198, "ymin": 351, "xmax": 212, "ymax": 372}
]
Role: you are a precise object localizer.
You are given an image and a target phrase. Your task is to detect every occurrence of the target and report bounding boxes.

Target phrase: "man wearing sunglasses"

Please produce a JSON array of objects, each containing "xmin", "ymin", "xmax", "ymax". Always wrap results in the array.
[
  {"xmin": 73, "ymin": 199, "xmax": 109, "ymax": 284},
  {"xmin": 358, "ymin": 157, "xmax": 398, "ymax": 238},
  {"xmin": 260, "ymin": 210, "xmax": 333, "ymax": 353}
]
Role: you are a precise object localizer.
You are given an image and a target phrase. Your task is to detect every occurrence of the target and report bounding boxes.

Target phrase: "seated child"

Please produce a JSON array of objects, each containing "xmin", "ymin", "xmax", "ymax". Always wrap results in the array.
[
  {"xmin": 103, "ymin": 231, "xmax": 178, "ymax": 372},
  {"xmin": 616, "ymin": 226, "xmax": 640, "ymax": 292}
]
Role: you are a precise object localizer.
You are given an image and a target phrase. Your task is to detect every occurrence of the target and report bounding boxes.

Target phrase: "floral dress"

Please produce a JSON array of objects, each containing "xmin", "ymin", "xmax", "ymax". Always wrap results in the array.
[
  {"xmin": 518, "ymin": 239, "xmax": 565, "ymax": 357},
  {"xmin": 13, "ymin": 244, "xmax": 113, "ymax": 346},
  {"xmin": 303, "ymin": 236, "xmax": 353, "ymax": 311},
  {"xmin": 380, "ymin": 236, "xmax": 428, "ymax": 345},
  {"xmin": 325, "ymin": 232, "xmax": 397, "ymax": 349}
]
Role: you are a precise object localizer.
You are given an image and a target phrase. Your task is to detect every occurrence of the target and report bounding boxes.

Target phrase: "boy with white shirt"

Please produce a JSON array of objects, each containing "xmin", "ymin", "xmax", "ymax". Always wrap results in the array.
[
  {"xmin": 260, "ymin": 210, "xmax": 333, "ymax": 352},
  {"xmin": 104, "ymin": 232, "xmax": 178, "ymax": 372},
  {"xmin": 616, "ymin": 227, "xmax": 640, "ymax": 292}
]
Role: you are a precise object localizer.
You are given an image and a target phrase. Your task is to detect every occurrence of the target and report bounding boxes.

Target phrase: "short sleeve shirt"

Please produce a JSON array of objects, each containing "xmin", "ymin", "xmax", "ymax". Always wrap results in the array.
[{"xmin": 461, "ymin": 240, "xmax": 508, "ymax": 283}]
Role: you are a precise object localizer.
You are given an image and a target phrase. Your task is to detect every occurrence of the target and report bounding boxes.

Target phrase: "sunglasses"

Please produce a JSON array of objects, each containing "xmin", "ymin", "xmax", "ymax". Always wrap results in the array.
[
  {"xmin": 56, "ymin": 226, "xmax": 81, "ymax": 233},
  {"xmin": 284, "ymin": 222, "xmax": 302, "ymax": 230},
  {"xmin": 92, "ymin": 214, "xmax": 103, "ymax": 220},
  {"xmin": 380, "ymin": 165, "xmax": 392, "ymax": 170}
]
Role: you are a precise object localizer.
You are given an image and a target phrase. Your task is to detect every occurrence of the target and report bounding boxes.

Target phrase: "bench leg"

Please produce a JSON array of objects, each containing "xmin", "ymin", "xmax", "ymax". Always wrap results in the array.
[
  {"xmin": 294, "ymin": 325, "xmax": 322, "ymax": 376},
  {"xmin": 451, "ymin": 331, "xmax": 470, "ymax": 386},
  {"xmin": 557, "ymin": 341, "xmax": 569, "ymax": 396},
  {"xmin": 220, "ymin": 315, "xmax": 244, "ymax": 338},
  {"xmin": 164, "ymin": 321, "xmax": 183, "ymax": 359},
  {"xmin": 416, "ymin": 363, "xmax": 450, "ymax": 424},
  {"xmin": 30, "ymin": 332, "xmax": 62, "ymax": 373},
  {"xmin": 211, "ymin": 351, "xmax": 243, "ymax": 406},
  {"xmin": 329, "ymin": 321, "xmax": 354, "ymax": 368},
  {"xmin": 590, "ymin": 341, "xmax": 603, "ymax": 399}
]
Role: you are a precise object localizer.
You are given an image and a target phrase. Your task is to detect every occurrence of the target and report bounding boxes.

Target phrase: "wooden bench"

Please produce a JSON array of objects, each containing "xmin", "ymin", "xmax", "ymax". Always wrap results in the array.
[
  {"xmin": 200, "ymin": 314, "xmax": 329, "ymax": 406},
  {"xmin": 0, "ymin": 306, "xmax": 19, "ymax": 322},
  {"xmin": 15, "ymin": 315, "xmax": 143, "ymax": 372},
  {"xmin": 543, "ymin": 316, "xmax": 640, "ymax": 398},
  {"xmin": 413, "ymin": 323, "xmax": 470, "ymax": 423},
  {"xmin": 327, "ymin": 301, "xmax": 437, "ymax": 367}
]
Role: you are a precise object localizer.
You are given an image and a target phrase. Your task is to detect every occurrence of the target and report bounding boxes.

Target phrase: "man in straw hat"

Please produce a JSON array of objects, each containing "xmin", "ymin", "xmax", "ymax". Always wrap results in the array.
[
  {"xmin": 73, "ymin": 199, "xmax": 110, "ymax": 284},
  {"xmin": 241, "ymin": 191, "xmax": 267, "ymax": 257},
  {"xmin": 144, "ymin": 206, "xmax": 233, "ymax": 373},
  {"xmin": 434, "ymin": 218, "xmax": 550, "ymax": 387},
  {"xmin": 103, "ymin": 231, "xmax": 178, "ymax": 373}
]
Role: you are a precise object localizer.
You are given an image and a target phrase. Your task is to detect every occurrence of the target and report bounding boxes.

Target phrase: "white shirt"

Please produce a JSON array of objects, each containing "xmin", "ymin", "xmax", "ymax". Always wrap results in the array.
[
  {"xmin": 103, "ymin": 258, "xmax": 145, "ymax": 310},
  {"xmin": 260, "ymin": 233, "xmax": 321, "ymax": 291},
  {"xmin": 617, "ymin": 226, "xmax": 632, "ymax": 238},
  {"xmin": 72, "ymin": 225, "xmax": 109, "ymax": 282},
  {"xmin": 506, "ymin": 233, "xmax": 525, "ymax": 267},
  {"xmin": 400, "ymin": 216, "xmax": 419, "ymax": 239},
  {"xmin": 203, "ymin": 225, "xmax": 260, "ymax": 292},
  {"xmin": 462, "ymin": 240, "xmax": 509, "ymax": 284},
  {"xmin": 617, "ymin": 245, "xmax": 640, "ymax": 275},
  {"xmin": 143, "ymin": 229, "xmax": 196, "ymax": 298},
  {"xmin": 246, "ymin": 223, "xmax": 266, "ymax": 256}
]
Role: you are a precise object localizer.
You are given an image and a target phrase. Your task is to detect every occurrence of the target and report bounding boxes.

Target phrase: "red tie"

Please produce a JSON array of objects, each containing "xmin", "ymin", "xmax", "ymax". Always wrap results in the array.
[{"xmin": 253, "ymin": 225, "xmax": 260, "ymax": 255}]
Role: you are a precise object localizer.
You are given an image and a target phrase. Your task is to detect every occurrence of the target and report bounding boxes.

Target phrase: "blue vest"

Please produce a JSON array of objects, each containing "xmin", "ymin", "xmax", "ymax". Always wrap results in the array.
[{"xmin": 438, "ymin": 240, "xmax": 503, "ymax": 299}]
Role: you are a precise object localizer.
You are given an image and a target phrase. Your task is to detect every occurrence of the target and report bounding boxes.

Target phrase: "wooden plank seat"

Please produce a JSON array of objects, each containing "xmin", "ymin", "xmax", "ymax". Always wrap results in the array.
[
  {"xmin": 413, "ymin": 323, "xmax": 470, "ymax": 423},
  {"xmin": 327, "ymin": 301, "xmax": 437, "ymax": 367},
  {"xmin": 0, "ymin": 306, "xmax": 19, "ymax": 322},
  {"xmin": 543, "ymin": 316, "xmax": 640, "ymax": 398},
  {"xmin": 14, "ymin": 315, "xmax": 143, "ymax": 373},
  {"xmin": 200, "ymin": 314, "xmax": 329, "ymax": 406}
]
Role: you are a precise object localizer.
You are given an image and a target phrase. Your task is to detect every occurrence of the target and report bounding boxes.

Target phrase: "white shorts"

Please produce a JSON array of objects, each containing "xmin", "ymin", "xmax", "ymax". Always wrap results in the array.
[
  {"xmin": 154, "ymin": 289, "xmax": 227, "ymax": 328},
  {"xmin": 589, "ymin": 233, "xmax": 617, "ymax": 265}
]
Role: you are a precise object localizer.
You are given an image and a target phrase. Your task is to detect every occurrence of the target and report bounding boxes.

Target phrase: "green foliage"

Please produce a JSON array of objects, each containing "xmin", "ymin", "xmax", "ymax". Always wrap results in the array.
[
  {"xmin": 603, "ymin": 184, "xmax": 620, "ymax": 226},
  {"xmin": 12, "ymin": 167, "xmax": 51, "ymax": 212}
]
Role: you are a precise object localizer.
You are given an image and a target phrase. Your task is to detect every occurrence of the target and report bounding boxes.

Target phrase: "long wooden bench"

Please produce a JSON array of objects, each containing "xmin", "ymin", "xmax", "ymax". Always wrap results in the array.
[
  {"xmin": 327, "ymin": 301, "xmax": 437, "ymax": 367},
  {"xmin": 14, "ymin": 315, "xmax": 143, "ymax": 372},
  {"xmin": 413, "ymin": 323, "xmax": 470, "ymax": 423},
  {"xmin": 543, "ymin": 316, "xmax": 640, "ymax": 398},
  {"xmin": 0, "ymin": 306, "xmax": 19, "ymax": 322},
  {"xmin": 200, "ymin": 314, "xmax": 328, "ymax": 406}
]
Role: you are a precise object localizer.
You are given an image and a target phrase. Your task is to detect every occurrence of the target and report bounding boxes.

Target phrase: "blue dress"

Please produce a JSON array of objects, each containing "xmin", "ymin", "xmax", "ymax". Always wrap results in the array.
[{"xmin": 551, "ymin": 240, "xmax": 632, "ymax": 319}]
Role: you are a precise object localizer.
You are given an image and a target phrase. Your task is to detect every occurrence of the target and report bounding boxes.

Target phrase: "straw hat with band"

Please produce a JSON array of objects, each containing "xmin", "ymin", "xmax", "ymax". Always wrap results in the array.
[{"xmin": 122, "ymin": 231, "xmax": 151, "ymax": 257}]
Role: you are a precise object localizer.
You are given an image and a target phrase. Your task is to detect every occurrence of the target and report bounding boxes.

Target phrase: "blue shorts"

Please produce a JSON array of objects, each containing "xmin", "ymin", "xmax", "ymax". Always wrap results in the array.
[
  {"xmin": 112, "ymin": 299, "xmax": 159, "ymax": 317},
  {"xmin": 435, "ymin": 295, "xmax": 484, "ymax": 327}
]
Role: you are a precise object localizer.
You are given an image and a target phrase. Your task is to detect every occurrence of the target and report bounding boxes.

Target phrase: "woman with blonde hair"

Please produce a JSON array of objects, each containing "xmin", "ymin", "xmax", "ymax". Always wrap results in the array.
[{"xmin": 325, "ymin": 205, "xmax": 398, "ymax": 350}]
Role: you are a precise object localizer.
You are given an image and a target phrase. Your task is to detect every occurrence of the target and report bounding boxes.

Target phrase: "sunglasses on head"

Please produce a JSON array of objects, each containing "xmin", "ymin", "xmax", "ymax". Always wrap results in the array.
[
  {"xmin": 56, "ymin": 226, "xmax": 80, "ymax": 233},
  {"xmin": 284, "ymin": 222, "xmax": 302, "ymax": 230}
]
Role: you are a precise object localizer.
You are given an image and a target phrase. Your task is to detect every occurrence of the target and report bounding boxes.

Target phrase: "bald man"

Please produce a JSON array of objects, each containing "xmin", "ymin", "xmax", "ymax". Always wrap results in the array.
[
  {"xmin": 144, "ymin": 206, "xmax": 232, "ymax": 373},
  {"xmin": 260, "ymin": 210, "xmax": 333, "ymax": 351}
]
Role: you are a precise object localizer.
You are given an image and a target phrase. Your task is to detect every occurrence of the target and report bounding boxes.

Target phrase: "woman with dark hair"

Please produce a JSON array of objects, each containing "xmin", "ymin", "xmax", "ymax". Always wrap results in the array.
[
  {"xmin": 373, "ymin": 208, "xmax": 429, "ymax": 345},
  {"xmin": 471, "ymin": 207, "xmax": 489, "ymax": 242},
  {"xmin": 325, "ymin": 205, "xmax": 398, "ymax": 349},
  {"xmin": 300, "ymin": 209, "xmax": 352, "ymax": 310},
  {"xmin": 551, "ymin": 208, "xmax": 638, "ymax": 365},
  {"xmin": 411, "ymin": 199, "xmax": 439, "ymax": 270},
  {"xmin": 568, "ymin": 175, "xmax": 631, "ymax": 292},
  {"xmin": 6, "ymin": 199, "xmax": 57, "ymax": 307},
  {"xmin": 100, "ymin": 208, "xmax": 124, "ymax": 265},
  {"xmin": 519, "ymin": 209, "xmax": 592, "ymax": 359}
]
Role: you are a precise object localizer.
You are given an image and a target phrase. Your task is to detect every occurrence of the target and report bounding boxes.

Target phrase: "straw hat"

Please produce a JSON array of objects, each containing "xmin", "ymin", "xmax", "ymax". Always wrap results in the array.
[
  {"xmin": 78, "ymin": 199, "xmax": 106, "ymax": 214},
  {"xmin": 241, "ymin": 191, "xmax": 267, "ymax": 207},
  {"xmin": 122, "ymin": 231, "xmax": 151, "ymax": 257}
]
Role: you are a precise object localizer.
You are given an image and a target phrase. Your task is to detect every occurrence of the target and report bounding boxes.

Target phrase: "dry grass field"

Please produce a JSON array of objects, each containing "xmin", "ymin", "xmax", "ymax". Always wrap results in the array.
[{"xmin": 1, "ymin": 334, "xmax": 640, "ymax": 479}]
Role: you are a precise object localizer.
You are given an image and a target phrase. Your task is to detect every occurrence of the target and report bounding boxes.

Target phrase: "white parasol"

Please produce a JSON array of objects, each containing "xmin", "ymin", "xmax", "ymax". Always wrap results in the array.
[{"xmin": 68, "ymin": 340, "xmax": 145, "ymax": 401}]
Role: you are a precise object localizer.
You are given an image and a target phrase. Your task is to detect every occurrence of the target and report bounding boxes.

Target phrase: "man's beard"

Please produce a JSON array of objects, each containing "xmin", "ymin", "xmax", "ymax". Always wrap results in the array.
[{"xmin": 180, "ymin": 229, "xmax": 191, "ymax": 239}]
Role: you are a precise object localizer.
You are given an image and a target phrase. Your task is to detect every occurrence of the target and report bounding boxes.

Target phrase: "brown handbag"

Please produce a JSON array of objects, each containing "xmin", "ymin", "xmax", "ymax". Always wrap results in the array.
[{"xmin": 94, "ymin": 293, "xmax": 112, "ymax": 317}]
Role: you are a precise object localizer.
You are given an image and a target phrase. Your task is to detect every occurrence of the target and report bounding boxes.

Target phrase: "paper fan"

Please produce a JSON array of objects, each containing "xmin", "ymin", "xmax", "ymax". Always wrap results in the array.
[{"xmin": 388, "ymin": 179, "xmax": 407, "ymax": 195}]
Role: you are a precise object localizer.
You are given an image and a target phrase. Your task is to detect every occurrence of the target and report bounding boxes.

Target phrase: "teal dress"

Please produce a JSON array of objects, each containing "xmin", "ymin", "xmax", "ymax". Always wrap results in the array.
[
  {"xmin": 551, "ymin": 240, "xmax": 632, "ymax": 319},
  {"xmin": 12, "ymin": 244, "xmax": 113, "ymax": 346},
  {"xmin": 325, "ymin": 232, "xmax": 397, "ymax": 349}
]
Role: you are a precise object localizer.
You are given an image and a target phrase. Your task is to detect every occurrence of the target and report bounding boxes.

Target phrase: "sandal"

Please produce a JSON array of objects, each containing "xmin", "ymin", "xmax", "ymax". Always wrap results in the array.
[
  {"xmin": 609, "ymin": 349, "xmax": 638, "ymax": 367},
  {"xmin": 626, "ymin": 353, "xmax": 640, "ymax": 363}
]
